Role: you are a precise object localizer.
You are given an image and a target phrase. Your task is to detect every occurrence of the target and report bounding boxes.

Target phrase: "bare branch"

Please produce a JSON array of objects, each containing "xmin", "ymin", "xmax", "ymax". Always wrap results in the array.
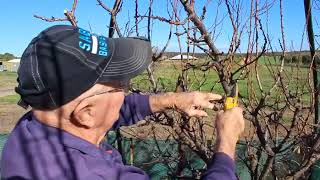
[
  {"xmin": 136, "ymin": 15, "xmax": 187, "ymax": 25},
  {"xmin": 34, "ymin": 0, "xmax": 78, "ymax": 26},
  {"xmin": 33, "ymin": 15, "xmax": 68, "ymax": 23},
  {"xmin": 97, "ymin": 0, "xmax": 123, "ymax": 37}
]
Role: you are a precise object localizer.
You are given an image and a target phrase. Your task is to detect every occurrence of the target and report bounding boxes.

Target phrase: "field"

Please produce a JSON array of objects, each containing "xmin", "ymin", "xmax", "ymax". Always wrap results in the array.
[
  {"xmin": 132, "ymin": 57, "xmax": 310, "ymax": 102},
  {"xmin": 0, "ymin": 56, "xmax": 311, "ymax": 134}
]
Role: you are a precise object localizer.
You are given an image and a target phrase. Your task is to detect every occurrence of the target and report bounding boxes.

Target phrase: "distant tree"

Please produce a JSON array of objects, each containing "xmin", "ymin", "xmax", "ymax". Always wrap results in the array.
[
  {"xmin": 284, "ymin": 55, "xmax": 292, "ymax": 63},
  {"xmin": 0, "ymin": 53, "xmax": 16, "ymax": 61},
  {"xmin": 302, "ymin": 55, "xmax": 310, "ymax": 64},
  {"xmin": 291, "ymin": 55, "xmax": 298, "ymax": 63}
]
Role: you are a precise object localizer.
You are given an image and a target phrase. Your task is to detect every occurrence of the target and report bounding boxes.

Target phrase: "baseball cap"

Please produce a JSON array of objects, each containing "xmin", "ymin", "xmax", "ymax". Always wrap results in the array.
[{"xmin": 15, "ymin": 25, "xmax": 152, "ymax": 109}]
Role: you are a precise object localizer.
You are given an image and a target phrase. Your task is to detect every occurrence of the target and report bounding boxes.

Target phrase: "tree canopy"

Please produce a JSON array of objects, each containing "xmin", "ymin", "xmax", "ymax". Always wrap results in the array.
[{"xmin": 0, "ymin": 53, "xmax": 16, "ymax": 61}]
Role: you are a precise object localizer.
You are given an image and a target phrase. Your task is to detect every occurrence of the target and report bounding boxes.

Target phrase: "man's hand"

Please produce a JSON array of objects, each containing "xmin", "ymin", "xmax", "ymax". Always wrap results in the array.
[
  {"xmin": 149, "ymin": 91, "xmax": 222, "ymax": 117},
  {"xmin": 215, "ymin": 107, "xmax": 245, "ymax": 160}
]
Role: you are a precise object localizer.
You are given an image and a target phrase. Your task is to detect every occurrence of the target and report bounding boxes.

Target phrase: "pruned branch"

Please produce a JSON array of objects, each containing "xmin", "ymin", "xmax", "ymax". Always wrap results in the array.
[
  {"xmin": 33, "ymin": 15, "xmax": 68, "ymax": 23},
  {"xmin": 34, "ymin": 0, "xmax": 78, "ymax": 26},
  {"xmin": 97, "ymin": 0, "xmax": 123, "ymax": 37}
]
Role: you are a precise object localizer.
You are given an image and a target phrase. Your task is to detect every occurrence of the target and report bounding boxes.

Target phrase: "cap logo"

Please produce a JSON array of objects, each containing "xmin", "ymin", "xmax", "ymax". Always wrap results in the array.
[{"xmin": 78, "ymin": 28, "xmax": 108, "ymax": 57}]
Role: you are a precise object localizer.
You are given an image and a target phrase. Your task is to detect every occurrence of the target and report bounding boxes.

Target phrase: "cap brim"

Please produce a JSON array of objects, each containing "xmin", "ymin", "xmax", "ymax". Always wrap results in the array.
[{"xmin": 98, "ymin": 38, "xmax": 152, "ymax": 82}]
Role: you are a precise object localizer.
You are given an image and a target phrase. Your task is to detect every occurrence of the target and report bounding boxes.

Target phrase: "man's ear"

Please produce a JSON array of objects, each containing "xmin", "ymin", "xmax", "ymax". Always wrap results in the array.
[{"xmin": 72, "ymin": 101, "xmax": 95, "ymax": 128}]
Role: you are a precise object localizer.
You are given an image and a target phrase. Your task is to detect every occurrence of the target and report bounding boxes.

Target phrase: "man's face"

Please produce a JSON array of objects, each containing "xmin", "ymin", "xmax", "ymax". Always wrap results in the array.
[{"xmin": 71, "ymin": 82, "xmax": 127, "ymax": 131}]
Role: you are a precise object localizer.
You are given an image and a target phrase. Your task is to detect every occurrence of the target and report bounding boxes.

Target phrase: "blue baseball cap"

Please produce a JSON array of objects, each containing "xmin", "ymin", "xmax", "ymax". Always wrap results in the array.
[{"xmin": 15, "ymin": 25, "xmax": 152, "ymax": 109}]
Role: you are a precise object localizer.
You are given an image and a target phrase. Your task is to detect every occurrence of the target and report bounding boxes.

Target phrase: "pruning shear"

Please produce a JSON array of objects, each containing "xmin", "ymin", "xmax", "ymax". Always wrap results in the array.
[{"xmin": 224, "ymin": 82, "xmax": 238, "ymax": 110}]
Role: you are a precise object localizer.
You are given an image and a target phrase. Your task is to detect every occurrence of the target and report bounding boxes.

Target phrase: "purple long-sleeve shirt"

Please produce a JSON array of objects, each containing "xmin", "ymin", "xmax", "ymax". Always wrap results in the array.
[{"xmin": 1, "ymin": 93, "xmax": 236, "ymax": 180}]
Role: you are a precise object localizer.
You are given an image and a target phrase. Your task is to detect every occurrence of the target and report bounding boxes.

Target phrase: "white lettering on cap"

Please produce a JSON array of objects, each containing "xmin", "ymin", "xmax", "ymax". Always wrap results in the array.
[{"xmin": 91, "ymin": 35, "xmax": 98, "ymax": 54}]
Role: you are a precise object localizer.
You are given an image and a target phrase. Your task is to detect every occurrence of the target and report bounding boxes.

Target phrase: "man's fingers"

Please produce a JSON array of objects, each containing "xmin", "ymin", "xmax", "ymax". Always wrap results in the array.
[
  {"xmin": 198, "ymin": 101, "xmax": 222, "ymax": 110},
  {"xmin": 196, "ymin": 93, "xmax": 222, "ymax": 109},
  {"xmin": 175, "ymin": 92, "xmax": 223, "ymax": 114},
  {"xmin": 199, "ymin": 101, "xmax": 215, "ymax": 109},
  {"xmin": 188, "ymin": 109, "xmax": 208, "ymax": 117},
  {"xmin": 205, "ymin": 93, "xmax": 223, "ymax": 101}
]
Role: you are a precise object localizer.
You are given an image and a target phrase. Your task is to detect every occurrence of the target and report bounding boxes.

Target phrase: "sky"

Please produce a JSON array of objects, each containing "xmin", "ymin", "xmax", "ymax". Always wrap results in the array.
[{"xmin": 0, "ymin": 0, "xmax": 319, "ymax": 57}]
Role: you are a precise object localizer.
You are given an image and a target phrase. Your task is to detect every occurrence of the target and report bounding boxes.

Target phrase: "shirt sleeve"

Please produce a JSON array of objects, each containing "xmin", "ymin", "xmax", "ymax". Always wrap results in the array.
[
  {"xmin": 201, "ymin": 152, "xmax": 237, "ymax": 180},
  {"xmin": 112, "ymin": 93, "xmax": 152, "ymax": 129}
]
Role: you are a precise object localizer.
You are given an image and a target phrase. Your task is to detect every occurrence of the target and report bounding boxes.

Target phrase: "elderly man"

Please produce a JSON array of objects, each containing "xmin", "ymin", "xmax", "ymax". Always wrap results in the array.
[{"xmin": 1, "ymin": 25, "xmax": 244, "ymax": 180}]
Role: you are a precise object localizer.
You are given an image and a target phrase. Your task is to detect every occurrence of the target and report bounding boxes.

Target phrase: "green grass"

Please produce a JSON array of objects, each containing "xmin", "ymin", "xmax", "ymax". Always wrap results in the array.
[
  {"xmin": 0, "ymin": 71, "xmax": 18, "ymax": 88},
  {"xmin": 0, "ymin": 56, "xmax": 311, "ymax": 106},
  {"xmin": 132, "ymin": 56, "xmax": 310, "ymax": 102},
  {"xmin": 0, "ymin": 94, "xmax": 20, "ymax": 104}
]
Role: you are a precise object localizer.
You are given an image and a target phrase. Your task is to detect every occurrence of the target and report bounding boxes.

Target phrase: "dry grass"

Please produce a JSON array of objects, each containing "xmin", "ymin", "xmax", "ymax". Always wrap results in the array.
[{"xmin": 0, "ymin": 103, "xmax": 27, "ymax": 133}]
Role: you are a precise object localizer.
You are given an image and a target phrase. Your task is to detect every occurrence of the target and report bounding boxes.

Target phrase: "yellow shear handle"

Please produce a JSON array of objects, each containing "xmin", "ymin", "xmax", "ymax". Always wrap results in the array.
[
  {"xmin": 224, "ymin": 96, "xmax": 238, "ymax": 110},
  {"xmin": 224, "ymin": 83, "xmax": 238, "ymax": 110}
]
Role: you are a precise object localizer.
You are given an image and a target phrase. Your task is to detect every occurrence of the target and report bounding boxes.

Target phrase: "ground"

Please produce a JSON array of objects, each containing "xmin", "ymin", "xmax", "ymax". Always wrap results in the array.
[{"xmin": 0, "ymin": 104, "xmax": 27, "ymax": 133}]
